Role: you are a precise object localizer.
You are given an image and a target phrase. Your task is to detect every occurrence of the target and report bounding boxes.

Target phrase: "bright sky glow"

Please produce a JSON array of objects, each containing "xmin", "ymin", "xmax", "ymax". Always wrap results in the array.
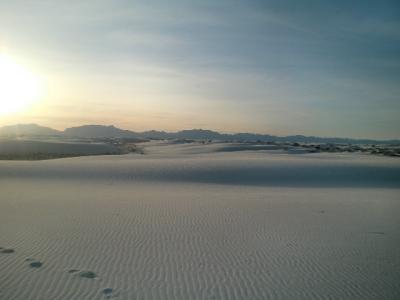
[
  {"xmin": 0, "ymin": 0, "xmax": 399, "ymax": 139},
  {"xmin": 0, "ymin": 54, "xmax": 42, "ymax": 115}
]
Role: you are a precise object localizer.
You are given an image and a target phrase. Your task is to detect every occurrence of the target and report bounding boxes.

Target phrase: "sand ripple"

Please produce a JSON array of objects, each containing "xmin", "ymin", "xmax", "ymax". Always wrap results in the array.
[{"xmin": 0, "ymin": 152, "xmax": 399, "ymax": 299}]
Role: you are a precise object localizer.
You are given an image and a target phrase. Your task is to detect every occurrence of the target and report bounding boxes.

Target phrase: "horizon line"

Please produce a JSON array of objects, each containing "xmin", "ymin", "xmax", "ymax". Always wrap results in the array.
[{"xmin": 1, "ymin": 123, "xmax": 399, "ymax": 142}]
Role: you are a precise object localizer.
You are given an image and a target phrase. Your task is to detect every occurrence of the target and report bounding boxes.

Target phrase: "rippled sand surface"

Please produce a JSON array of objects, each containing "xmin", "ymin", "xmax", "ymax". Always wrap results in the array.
[{"xmin": 1, "ymin": 144, "xmax": 399, "ymax": 299}]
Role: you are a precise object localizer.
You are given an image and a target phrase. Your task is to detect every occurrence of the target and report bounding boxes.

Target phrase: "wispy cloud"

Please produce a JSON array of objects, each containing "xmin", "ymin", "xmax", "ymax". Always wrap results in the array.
[{"xmin": 0, "ymin": 0, "xmax": 399, "ymax": 138}]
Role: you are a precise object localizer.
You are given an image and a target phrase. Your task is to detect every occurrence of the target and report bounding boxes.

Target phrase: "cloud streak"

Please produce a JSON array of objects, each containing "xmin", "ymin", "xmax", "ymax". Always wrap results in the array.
[{"xmin": 0, "ymin": 0, "xmax": 399, "ymax": 138}]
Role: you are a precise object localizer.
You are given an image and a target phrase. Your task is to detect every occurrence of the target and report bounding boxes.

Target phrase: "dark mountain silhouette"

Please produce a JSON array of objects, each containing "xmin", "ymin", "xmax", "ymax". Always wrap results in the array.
[
  {"xmin": 0, "ymin": 124, "xmax": 61, "ymax": 137},
  {"xmin": 0, "ymin": 124, "xmax": 398, "ymax": 144},
  {"xmin": 64, "ymin": 125, "xmax": 139, "ymax": 138},
  {"xmin": 174, "ymin": 129, "xmax": 222, "ymax": 140},
  {"xmin": 140, "ymin": 130, "xmax": 170, "ymax": 140}
]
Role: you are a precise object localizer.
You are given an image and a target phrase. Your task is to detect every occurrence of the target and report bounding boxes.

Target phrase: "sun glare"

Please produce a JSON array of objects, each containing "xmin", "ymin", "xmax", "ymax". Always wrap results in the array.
[{"xmin": 0, "ymin": 54, "xmax": 43, "ymax": 115}]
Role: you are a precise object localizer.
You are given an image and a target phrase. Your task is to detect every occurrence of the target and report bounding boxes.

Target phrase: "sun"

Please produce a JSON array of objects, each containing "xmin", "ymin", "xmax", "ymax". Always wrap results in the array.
[{"xmin": 0, "ymin": 54, "xmax": 43, "ymax": 115}]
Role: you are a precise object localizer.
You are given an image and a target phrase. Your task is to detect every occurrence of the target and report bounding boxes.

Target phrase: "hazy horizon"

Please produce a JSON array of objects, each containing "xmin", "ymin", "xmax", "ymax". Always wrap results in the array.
[
  {"xmin": 1, "ymin": 0, "xmax": 399, "ymax": 139},
  {"xmin": 2, "ymin": 122, "xmax": 400, "ymax": 142}
]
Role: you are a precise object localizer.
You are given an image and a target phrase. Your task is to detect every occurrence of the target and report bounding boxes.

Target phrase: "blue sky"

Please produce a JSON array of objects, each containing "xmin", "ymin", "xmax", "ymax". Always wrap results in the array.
[{"xmin": 0, "ymin": 0, "xmax": 399, "ymax": 138}]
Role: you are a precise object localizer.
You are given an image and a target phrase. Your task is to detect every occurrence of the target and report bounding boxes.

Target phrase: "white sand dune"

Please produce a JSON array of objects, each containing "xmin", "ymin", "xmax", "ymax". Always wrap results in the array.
[
  {"xmin": 1, "ymin": 143, "xmax": 399, "ymax": 299},
  {"xmin": 0, "ymin": 139, "xmax": 120, "ymax": 156},
  {"xmin": 1, "ymin": 147, "xmax": 399, "ymax": 188}
]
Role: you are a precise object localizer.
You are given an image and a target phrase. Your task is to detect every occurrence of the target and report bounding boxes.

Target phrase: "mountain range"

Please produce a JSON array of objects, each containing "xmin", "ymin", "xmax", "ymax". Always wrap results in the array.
[{"xmin": 0, "ymin": 123, "xmax": 398, "ymax": 145}]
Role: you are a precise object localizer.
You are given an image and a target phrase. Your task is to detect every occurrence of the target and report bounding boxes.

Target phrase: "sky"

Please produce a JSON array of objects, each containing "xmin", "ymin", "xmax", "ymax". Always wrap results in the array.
[{"xmin": 0, "ymin": 0, "xmax": 399, "ymax": 139}]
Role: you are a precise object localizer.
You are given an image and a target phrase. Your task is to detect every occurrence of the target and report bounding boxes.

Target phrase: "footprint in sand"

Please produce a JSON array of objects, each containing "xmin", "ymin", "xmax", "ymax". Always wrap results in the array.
[
  {"xmin": 67, "ymin": 269, "xmax": 117, "ymax": 297},
  {"xmin": 102, "ymin": 288, "xmax": 119, "ymax": 299},
  {"xmin": 29, "ymin": 261, "xmax": 43, "ymax": 268},
  {"xmin": 68, "ymin": 269, "xmax": 98, "ymax": 279},
  {"xmin": 79, "ymin": 271, "xmax": 97, "ymax": 279},
  {"xmin": 0, "ymin": 248, "xmax": 15, "ymax": 254},
  {"xmin": 25, "ymin": 258, "xmax": 43, "ymax": 268},
  {"xmin": 68, "ymin": 269, "xmax": 80, "ymax": 274}
]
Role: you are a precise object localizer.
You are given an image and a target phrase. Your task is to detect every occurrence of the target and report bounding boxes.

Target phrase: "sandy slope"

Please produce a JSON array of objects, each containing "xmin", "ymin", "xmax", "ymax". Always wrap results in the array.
[
  {"xmin": 0, "ymin": 144, "xmax": 399, "ymax": 299},
  {"xmin": 0, "ymin": 139, "xmax": 120, "ymax": 156}
]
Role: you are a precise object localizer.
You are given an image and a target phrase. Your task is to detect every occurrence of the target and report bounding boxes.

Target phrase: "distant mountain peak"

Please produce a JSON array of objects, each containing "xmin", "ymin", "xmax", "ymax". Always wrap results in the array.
[
  {"xmin": 0, "ymin": 123, "xmax": 398, "ymax": 144},
  {"xmin": 0, "ymin": 124, "xmax": 61, "ymax": 137},
  {"xmin": 63, "ymin": 124, "xmax": 138, "ymax": 138}
]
